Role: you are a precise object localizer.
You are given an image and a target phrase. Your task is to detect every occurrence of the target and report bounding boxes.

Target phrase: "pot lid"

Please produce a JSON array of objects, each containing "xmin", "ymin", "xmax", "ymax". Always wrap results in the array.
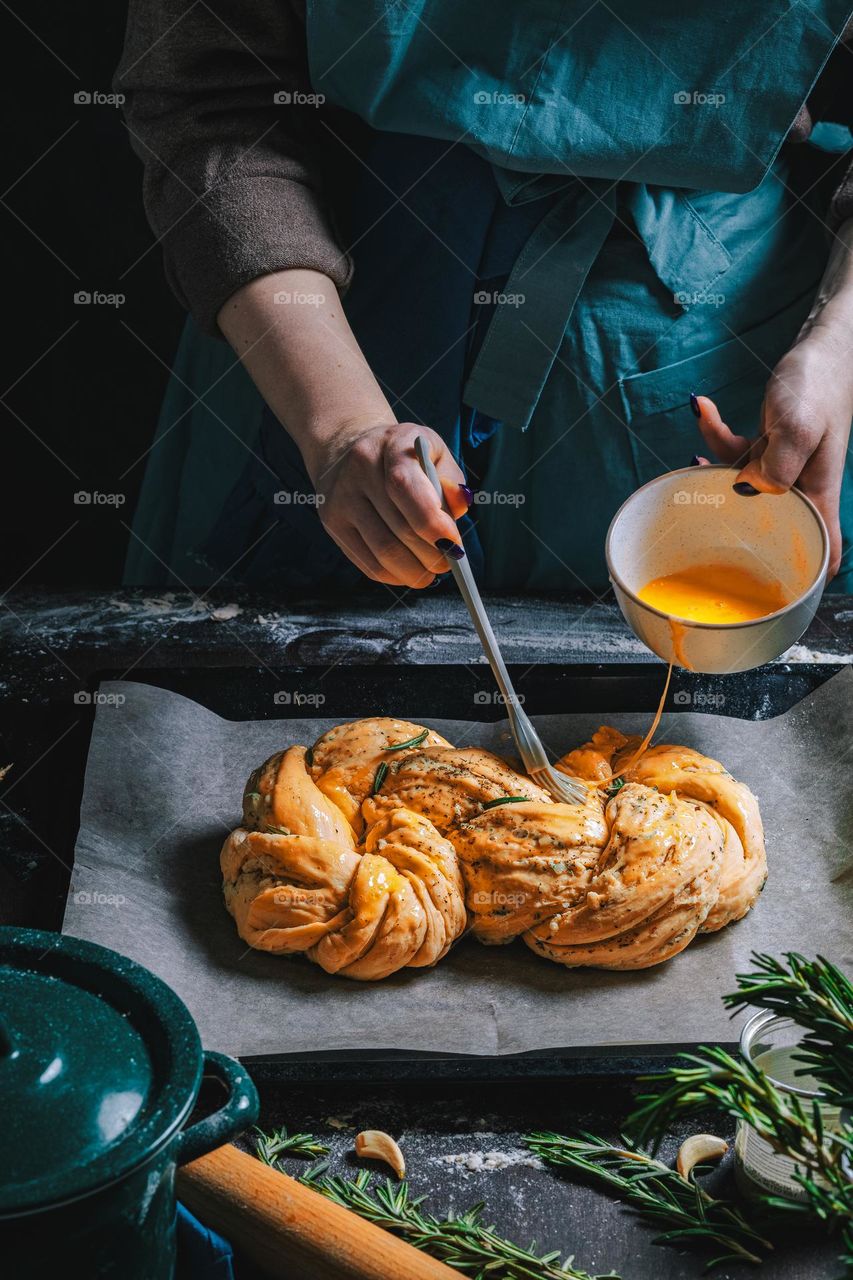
[{"xmin": 0, "ymin": 928, "xmax": 202, "ymax": 1216}]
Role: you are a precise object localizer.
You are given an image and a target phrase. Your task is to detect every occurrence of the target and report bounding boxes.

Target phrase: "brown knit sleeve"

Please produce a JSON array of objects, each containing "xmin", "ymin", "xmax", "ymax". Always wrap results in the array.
[{"xmin": 115, "ymin": 0, "xmax": 353, "ymax": 336}]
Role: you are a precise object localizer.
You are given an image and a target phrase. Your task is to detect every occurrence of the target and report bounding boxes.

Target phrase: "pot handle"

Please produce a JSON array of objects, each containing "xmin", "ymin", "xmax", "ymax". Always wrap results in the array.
[{"xmin": 177, "ymin": 1050, "xmax": 259, "ymax": 1166}]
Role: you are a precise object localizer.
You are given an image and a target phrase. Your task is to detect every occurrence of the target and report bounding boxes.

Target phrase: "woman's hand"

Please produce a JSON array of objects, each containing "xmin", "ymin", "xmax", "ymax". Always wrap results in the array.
[
  {"xmin": 217, "ymin": 270, "xmax": 470, "ymax": 588},
  {"xmin": 695, "ymin": 218, "xmax": 853, "ymax": 580},
  {"xmin": 696, "ymin": 331, "xmax": 853, "ymax": 577},
  {"xmin": 306, "ymin": 421, "xmax": 470, "ymax": 588}
]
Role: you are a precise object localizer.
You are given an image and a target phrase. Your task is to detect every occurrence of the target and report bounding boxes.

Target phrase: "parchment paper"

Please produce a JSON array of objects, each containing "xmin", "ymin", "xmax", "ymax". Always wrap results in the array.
[{"xmin": 63, "ymin": 673, "xmax": 853, "ymax": 1058}]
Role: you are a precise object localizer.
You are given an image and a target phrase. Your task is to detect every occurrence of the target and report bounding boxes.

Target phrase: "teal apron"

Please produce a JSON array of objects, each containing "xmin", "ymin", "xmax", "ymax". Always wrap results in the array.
[
  {"xmin": 126, "ymin": 1, "xmax": 853, "ymax": 590},
  {"xmin": 306, "ymin": 0, "xmax": 853, "ymax": 590}
]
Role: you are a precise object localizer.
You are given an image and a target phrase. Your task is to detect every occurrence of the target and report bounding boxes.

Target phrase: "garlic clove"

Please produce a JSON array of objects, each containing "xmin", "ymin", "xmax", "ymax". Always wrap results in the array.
[
  {"xmin": 676, "ymin": 1133, "xmax": 728, "ymax": 1180},
  {"xmin": 354, "ymin": 1129, "xmax": 406, "ymax": 1179}
]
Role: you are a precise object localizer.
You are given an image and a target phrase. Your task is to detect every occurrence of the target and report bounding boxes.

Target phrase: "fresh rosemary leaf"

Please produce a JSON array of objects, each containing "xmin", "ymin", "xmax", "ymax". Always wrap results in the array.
[
  {"xmin": 604, "ymin": 777, "xmax": 625, "ymax": 798},
  {"xmin": 254, "ymin": 1124, "xmax": 329, "ymax": 1164},
  {"xmin": 372, "ymin": 761, "xmax": 389, "ymax": 794},
  {"xmin": 482, "ymin": 795, "xmax": 532, "ymax": 810},
  {"xmin": 385, "ymin": 729, "xmax": 429, "ymax": 751}
]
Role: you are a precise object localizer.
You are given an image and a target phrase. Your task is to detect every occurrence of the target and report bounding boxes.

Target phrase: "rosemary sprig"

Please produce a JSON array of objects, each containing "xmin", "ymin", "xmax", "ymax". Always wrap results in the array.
[
  {"xmin": 722, "ymin": 952, "xmax": 853, "ymax": 1106},
  {"xmin": 253, "ymin": 1124, "xmax": 329, "ymax": 1164},
  {"xmin": 482, "ymin": 795, "xmax": 533, "ymax": 810},
  {"xmin": 372, "ymin": 761, "xmax": 388, "ymax": 794},
  {"xmin": 630, "ymin": 1044, "xmax": 852, "ymax": 1170},
  {"xmin": 252, "ymin": 1128, "xmax": 612, "ymax": 1277},
  {"xmin": 385, "ymin": 729, "xmax": 430, "ymax": 751},
  {"xmin": 629, "ymin": 1046, "xmax": 853, "ymax": 1273},
  {"xmin": 629, "ymin": 951, "xmax": 853, "ymax": 1275},
  {"xmin": 603, "ymin": 777, "xmax": 625, "ymax": 798},
  {"xmin": 526, "ymin": 1131, "xmax": 771, "ymax": 1269},
  {"xmin": 301, "ymin": 1167, "xmax": 617, "ymax": 1280}
]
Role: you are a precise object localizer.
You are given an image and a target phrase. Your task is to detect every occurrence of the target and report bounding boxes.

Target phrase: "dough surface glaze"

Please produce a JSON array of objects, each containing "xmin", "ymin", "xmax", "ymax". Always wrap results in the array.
[{"xmin": 221, "ymin": 718, "xmax": 766, "ymax": 979}]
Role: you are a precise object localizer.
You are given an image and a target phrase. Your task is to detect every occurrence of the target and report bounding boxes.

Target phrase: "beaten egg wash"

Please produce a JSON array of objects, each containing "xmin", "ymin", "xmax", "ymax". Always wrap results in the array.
[{"xmin": 638, "ymin": 563, "xmax": 788, "ymax": 624}]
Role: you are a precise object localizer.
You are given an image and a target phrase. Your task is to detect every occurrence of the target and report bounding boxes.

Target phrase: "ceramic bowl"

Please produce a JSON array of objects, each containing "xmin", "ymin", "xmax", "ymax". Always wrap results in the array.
[{"xmin": 605, "ymin": 465, "xmax": 829, "ymax": 674}]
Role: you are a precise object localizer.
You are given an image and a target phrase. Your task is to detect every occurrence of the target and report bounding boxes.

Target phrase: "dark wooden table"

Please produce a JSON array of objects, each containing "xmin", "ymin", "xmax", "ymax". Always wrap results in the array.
[{"xmin": 3, "ymin": 587, "xmax": 851, "ymax": 1280}]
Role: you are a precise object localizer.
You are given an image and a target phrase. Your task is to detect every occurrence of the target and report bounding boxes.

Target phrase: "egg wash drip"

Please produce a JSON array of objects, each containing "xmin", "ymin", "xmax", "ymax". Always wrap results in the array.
[{"xmin": 639, "ymin": 563, "xmax": 789, "ymax": 625}]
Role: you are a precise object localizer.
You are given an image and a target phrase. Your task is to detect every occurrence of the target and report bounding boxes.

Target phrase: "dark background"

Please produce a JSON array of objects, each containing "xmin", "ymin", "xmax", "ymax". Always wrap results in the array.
[{"xmin": 3, "ymin": 2, "xmax": 184, "ymax": 588}]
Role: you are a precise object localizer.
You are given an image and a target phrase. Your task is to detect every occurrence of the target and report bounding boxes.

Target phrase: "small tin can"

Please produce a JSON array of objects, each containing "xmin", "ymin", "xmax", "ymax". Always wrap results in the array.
[{"xmin": 735, "ymin": 1010, "xmax": 843, "ymax": 1200}]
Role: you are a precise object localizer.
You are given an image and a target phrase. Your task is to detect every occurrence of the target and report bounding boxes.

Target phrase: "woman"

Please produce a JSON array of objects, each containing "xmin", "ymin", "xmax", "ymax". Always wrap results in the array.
[{"xmin": 116, "ymin": 2, "xmax": 853, "ymax": 595}]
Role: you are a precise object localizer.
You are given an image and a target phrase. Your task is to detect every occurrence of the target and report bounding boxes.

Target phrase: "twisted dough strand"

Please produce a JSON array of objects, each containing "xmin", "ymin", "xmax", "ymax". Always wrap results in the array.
[{"xmin": 222, "ymin": 737, "xmax": 467, "ymax": 980}]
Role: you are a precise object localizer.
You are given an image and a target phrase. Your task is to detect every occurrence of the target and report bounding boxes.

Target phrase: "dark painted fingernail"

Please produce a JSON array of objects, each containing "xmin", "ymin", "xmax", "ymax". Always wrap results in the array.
[
  {"xmin": 689, "ymin": 391, "xmax": 701, "ymax": 418},
  {"xmin": 459, "ymin": 483, "xmax": 474, "ymax": 507},
  {"xmin": 690, "ymin": 454, "xmax": 701, "ymax": 466},
  {"xmin": 435, "ymin": 538, "xmax": 465, "ymax": 560},
  {"xmin": 733, "ymin": 482, "xmax": 760, "ymax": 496}
]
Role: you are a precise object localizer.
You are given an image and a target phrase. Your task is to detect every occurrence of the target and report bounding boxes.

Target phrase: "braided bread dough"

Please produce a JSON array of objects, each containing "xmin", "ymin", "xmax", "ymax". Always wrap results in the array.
[{"xmin": 221, "ymin": 717, "xmax": 766, "ymax": 979}]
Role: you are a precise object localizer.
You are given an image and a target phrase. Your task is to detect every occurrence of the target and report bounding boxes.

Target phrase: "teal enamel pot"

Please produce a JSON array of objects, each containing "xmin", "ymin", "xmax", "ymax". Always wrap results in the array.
[{"xmin": 0, "ymin": 927, "xmax": 259, "ymax": 1279}]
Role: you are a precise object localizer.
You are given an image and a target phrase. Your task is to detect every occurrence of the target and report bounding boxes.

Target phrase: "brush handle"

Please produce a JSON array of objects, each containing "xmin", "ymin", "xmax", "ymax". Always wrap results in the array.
[
  {"xmin": 177, "ymin": 1144, "xmax": 462, "ymax": 1280},
  {"xmin": 414, "ymin": 437, "xmax": 515, "ymax": 702},
  {"xmin": 414, "ymin": 436, "xmax": 549, "ymax": 772}
]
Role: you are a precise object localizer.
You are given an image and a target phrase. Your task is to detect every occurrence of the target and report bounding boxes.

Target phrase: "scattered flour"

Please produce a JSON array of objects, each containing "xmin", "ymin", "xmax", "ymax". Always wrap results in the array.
[
  {"xmin": 781, "ymin": 643, "xmax": 853, "ymax": 664},
  {"xmin": 106, "ymin": 594, "xmax": 208, "ymax": 623},
  {"xmin": 434, "ymin": 1149, "xmax": 542, "ymax": 1174},
  {"xmin": 115, "ymin": 593, "xmax": 207, "ymax": 618},
  {"xmin": 209, "ymin": 602, "xmax": 242, "ymax": 622}
]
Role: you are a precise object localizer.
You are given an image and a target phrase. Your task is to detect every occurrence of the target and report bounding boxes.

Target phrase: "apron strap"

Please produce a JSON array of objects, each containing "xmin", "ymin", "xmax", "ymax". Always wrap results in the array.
[{"xmin": 462, "ymin": 183, "xmax": 617, "ymax": 431}]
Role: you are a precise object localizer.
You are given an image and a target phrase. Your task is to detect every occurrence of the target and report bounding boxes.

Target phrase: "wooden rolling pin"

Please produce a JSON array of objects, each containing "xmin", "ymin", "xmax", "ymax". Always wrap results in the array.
[{"xmin": 177, "ymin": 1143, "xmax": 462, "ymax": 1280}]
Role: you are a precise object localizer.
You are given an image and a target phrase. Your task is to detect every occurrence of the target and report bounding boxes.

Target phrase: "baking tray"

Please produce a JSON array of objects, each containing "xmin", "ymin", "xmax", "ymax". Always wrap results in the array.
[{"xmin": 13, "ymin": 661, "xmax": 845, "ymax": 1082}]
